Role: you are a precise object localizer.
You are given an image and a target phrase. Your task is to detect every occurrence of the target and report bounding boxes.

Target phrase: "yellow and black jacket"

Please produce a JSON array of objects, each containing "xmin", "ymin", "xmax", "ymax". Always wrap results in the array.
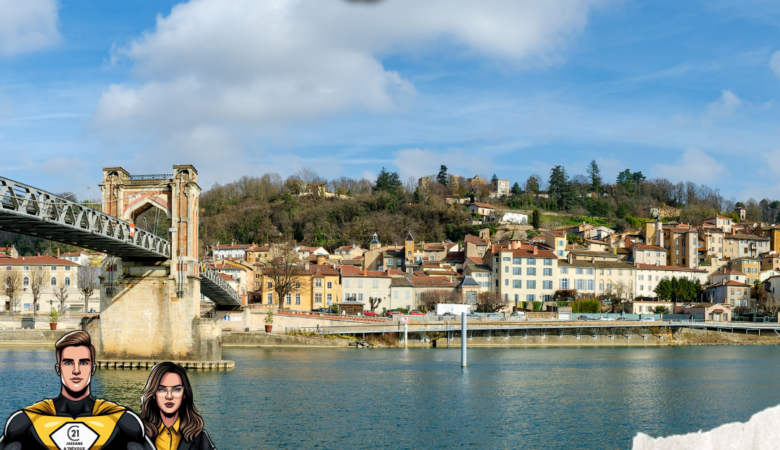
[{"xmin": 0, "ymin": 395, "xmax": 153, "ymax": 450}]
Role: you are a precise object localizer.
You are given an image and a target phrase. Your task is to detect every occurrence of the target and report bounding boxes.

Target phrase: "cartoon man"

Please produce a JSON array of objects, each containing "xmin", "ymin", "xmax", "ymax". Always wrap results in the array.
[{"xmin": 0, "ymin": 330, "xmax": 154, "ymax": 450}]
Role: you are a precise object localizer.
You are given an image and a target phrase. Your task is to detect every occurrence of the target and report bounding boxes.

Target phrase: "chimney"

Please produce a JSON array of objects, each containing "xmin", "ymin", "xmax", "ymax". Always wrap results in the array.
[
  {"xmin": 533, "ymin": 246, "xmax": 538, "ymax": 255},
  {"xmin": 305, "ymin": 263, "xmax": 310, "ymax": 270},
  {"xmin": 57, "ymin": 248, "xmax": 60, "ymax": 258}
]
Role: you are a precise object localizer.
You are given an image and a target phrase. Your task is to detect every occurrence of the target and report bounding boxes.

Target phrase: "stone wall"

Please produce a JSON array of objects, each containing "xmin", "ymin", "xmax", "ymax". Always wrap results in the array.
[
  {"xmin": 223, "ymin": 332, "xmax": 350, "ymax": 347},
  {"xmin": 0, "ymin": 329, "xmax": 68, "ymax": 343}
]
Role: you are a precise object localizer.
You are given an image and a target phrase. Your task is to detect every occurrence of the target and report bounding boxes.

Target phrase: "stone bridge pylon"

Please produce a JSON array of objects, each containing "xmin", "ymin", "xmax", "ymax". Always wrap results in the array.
[{"xmin": 84, "ymin": 165, "xmax": 222, "ymax": 362}]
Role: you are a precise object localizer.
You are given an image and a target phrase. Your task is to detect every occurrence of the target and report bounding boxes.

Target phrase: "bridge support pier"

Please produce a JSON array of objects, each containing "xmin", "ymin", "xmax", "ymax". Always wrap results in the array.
[{"xmin": 84, "ymin": 258, "xmax": 223, "ymax": 362}]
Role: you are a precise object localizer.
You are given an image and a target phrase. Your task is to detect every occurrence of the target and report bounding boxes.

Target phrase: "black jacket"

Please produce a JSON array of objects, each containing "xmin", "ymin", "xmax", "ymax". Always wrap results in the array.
[{"xmin": 176, "ymin": 430, "xmax": 216, "ymax": 450}]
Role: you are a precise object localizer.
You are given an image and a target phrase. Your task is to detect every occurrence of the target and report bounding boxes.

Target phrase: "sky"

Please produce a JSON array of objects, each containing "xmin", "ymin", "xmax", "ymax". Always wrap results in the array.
[{"xmin": 2, "ymin": 0, "xmax": 780, "ymax": 201}]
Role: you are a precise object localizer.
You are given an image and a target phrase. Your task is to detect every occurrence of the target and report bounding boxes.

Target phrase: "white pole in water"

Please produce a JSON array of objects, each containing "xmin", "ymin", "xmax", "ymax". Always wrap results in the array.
[
  {"xmin": 404, "ymin": 323, "xmax": 408, "ymax": 348},
  {"xmin": 461, "ymin": 312, "xmax": 467, "ymax": 367}
]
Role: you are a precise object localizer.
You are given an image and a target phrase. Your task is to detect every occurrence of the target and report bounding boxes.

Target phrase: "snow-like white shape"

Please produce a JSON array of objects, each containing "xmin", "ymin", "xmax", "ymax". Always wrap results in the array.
[{"xmin": 633, "ymin": 404, "xmax": 780, "ymax": 450}]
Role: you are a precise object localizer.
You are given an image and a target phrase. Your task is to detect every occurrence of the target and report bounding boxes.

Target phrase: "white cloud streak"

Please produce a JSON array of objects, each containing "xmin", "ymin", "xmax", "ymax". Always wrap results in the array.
[
  {"xmin": 651, "ymin": 147, "xmax": 729, "ymax": 185},
  {"xmin": 0, "ymin": 0, "xmax": 59, "ymax": 56}
]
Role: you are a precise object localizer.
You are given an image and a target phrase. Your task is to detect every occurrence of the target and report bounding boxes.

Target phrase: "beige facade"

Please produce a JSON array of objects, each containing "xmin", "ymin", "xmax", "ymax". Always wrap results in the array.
[
  {"xmin": 663, "ymin": 227, "xmax": 698, "ymax": 268},
  {"xmin": 0, "ymin": 256, "xmax": 86, "ymax": 314},
  {"xmin": 545, "ymin": 230, "xmax": 567, "ymax": 259},
  {"xmin": 635, "ymin": 264, "xmax": 708, "ymax": 299},
  {"xmin": 632, "ymin": 244, "xmax": 667, "ymax": 266},
  {"xmin": 728, "ymin": 258, "xmax": 761, "ymax": 285},
  {"xmin": 490, "ymin": 246, "xmax": 558, "ymax": 305},
  {"xmin": 631, "ymin": 300, "xmax": 673, "ymax": 314},
  {"xmin": 723, "ymin": 234, "xmax": 770, "ymax": 260}
]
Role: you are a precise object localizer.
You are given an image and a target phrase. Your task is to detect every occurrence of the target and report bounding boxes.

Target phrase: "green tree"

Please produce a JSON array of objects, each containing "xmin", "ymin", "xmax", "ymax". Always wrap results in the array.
[
  {"xmin": 587, "ymin": 160, "xmax": 602, "ymax": 194},
  {"xmin": 616, "ymin": 202, "xmax": 631, "ymax": 219},
  {"xmin": 511, "ymin": 182, "xmax": 523, "ymax": 196},
  {"xmin": 548, "ymin": 165, "xmax": 575, "ymax": 210},
  {"xmin": 491, "ymin": 174, "xmax": 498, "ymax": 186},
  {"xmin": 532, "ymin": 209, "xmax": 541, "ymax": 229},
  {"xmin": 373, "ymin": 167, "xmax": 403, "ymax": 197},
  {"xmin": 437, "ymin": 165, "xmax": 449, "ymax": 187},
  {"xmin": 653, "ymin": 306, "xmax": 670, "ymax": 314},
  {"xmin": 525, "ymin": 175, "xmax": 540, "ymax": 194}
]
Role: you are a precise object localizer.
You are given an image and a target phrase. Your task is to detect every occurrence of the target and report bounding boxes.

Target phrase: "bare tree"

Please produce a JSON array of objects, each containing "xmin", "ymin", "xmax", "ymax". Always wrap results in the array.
[
  {"xmin": 758, "ymin": 283, "xmax": 780, "ymax": 317},
  {"xmin": 607, "ymin": 280, "xmax": 630, "ymax": 313},
  {"xmin": 418, "ymin": 290, "xmax": 460, "ymax": 312},
  {"xmin": 3, "ymin": 269, "xmax": 23, "ymax": 314},
  {"xmin": 368, "ymin": 296, "xmax": 382, "ymax": 312},
  {"xmin": 28, "ymin": 266, "xmax": 49, "ymax": 317},
  {"xmin": 77, "ymin": 266, "xmax": 100, "ymax": 313},
  {"xmin": 53, "ymin": 278, "xmax": 70, "ymax": 315},
  {"xmin": 264, "ymin": 244, "xmax": 309, "ymax": 310},
  {"xmin": 476, "ymin": 292, "xmax": 510, "ymax": 313}
]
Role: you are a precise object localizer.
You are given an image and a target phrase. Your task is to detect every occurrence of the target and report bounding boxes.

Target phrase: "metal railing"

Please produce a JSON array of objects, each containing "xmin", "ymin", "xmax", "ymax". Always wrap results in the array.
[
  {"xmin": 129, "ymin": 174, "xmax": 173, "ymax": 181},
  {"xmin": 0, "ymin": 176, "xmax": 171, "ymax": 259},
  {"xmin": 199, "ymin": 265, "xmax": 242, "ymax": 306}
]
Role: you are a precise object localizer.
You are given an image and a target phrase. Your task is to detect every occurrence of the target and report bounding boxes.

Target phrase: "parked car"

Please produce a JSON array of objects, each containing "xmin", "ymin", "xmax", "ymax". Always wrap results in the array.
[
  {"xmin": 363, "ymin": 311, "xmax": 378, "ymax": 317},
  {"xmin": 442, "ymin": 312, "xmax": 457, "ymax": 317},
  {"xmin": 577, "ymin": 315, "xmax": 596, "ymax": 321},
  {"xmin": 314, "ymin": 308, "xmax": 332, "ymax": 313},
  {"xmin": 385, "ymin": 310, "xmax": 403, "ymax": 317},
  {"xmin": 409, "ymin": 310, "xmax": 426, "ymax": 316},
  {"xmin": 486, "ymin": 313, "xmax": 503, "ymax": 319},
  {"xmin": 509, "ymin": 312, "xmax": 525, "ymax": 318},
  {"xmin": 640, "ymin": 317, "xmax": 656, "ymax": 322},
  {"xmin": 599, "ymin": 317, "xmax": 616, "ymax": 321}
]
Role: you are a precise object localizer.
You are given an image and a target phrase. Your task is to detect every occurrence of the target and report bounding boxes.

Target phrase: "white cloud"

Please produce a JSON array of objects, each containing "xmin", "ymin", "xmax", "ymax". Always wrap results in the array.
[
  {"xmin": 704, "ymin": 90, "xmax": 742, "ymax": 118},
  {"xmin": 651, "ymin": 148, "xmax": 729, "ymax": 185},
  {"xmin": 0, "ymin": 0, "xmax": 59, "ymax": 56},
  {"xmin": 93, "ymin": 0, "xmax": 605, "ymax": 156},
  {"xmin": 392, "ymin": 148, "xmax": 492, "ymax": 181},
  {"xmin": 770, "ymin": 50, "xmax": 780, "ymax": 79}
]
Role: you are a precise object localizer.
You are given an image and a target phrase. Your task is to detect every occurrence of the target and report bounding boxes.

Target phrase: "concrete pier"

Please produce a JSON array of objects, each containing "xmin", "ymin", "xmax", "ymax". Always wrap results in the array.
[{"xmin": 96, "ymin": 360, "xmax": 234, "ymax": 370}]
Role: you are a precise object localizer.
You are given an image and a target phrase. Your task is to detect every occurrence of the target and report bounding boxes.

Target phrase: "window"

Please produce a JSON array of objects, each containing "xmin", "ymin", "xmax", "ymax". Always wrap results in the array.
[
  {"xmin": 373, "ymin": 280, "xmax": 379, "ymax": 288},
  {"xmin": 527, "ymin": 294, "xmax": 536, "ymax": 301},
  {"xmin": 559, "ymin": 240, "xmax": 564, "ymax": 247},
  {"xmin": 527, "ymin": 268, "xmax": 536, "ymax": 276},
  {"xmin": 606, "ymin": 282, "xmax": 611, "ymax": 290},
  {"xmin": 505, "ymin": 279, "xmax": 509, "ymax": 286},
  {"xmin": 639, "ymin": 275, "xmax": 644, "ymax": 280},
  {"xmin": 295, "ymin": 294, "xmax": 301, "ymax": 305},
  {"xmin": 23, "ymin": 277, "xmax": 29, "ymax": 286},
  {"xmin": 513, "ymin": 257, "xmax": 522, "ymax": 264},
  {"xmin": 559, "ymin": 278, "xmax": 569, "ymax": 289},
  {"xmin": 543, "ymin": 280, "xmax": 552, "ymax": 290},
  {"xmin": 514, "ymin": 294, "xmax": 519, "ymax": 301},
  {"xmin": 358, "ymin": 293, "xmax": 363, "ymax": 301},
  {"xmin": 285, "ymin": 294, "xmax": 291, "ymax": 305},
  {"xmin": 586, "ymin": 268, "xmax": 594, "ymax": 275},
  {"xmin": 513, "ymin": 280, "xmax": 521, "ymax": 288},
  {"xmin": 65, "ymin": 277, "xmax": 70, "ymax": 286},
  {"xmin": 656, "ymin": 251, "xmax": 660, "ymax": 257},
  {"xmin": 607, "ymin": 270, "xmax": 612, "ymax": 275},
  {"xmin": 599, "ymin": 282, "xmax": 604, "ymax": 291},
  {"xmin": 587, "ymin": 280, "xmax": 594, "ymax": 290},
  {"xmin": 527, "ymin": 258, "xmax": 536, "ymax": 265},
  {"xmin": 575, "ymin": 279, "xmax": 584, "ymax": 290},
  {"xmin": 646, "ymin": 251, "xmax": 650, "ymax": 258},
  {"xmin": 358, "ymin": 280, "xmax": 363, "ymax": 288},
  {"xmin": 267, "ymin": 293, "xmax": 273, "ymax": 304},
  {"xmin": 543, "ymin": 268, "xmax": 552, "ymax": 276},
  {"xmin": 406, "ymin": 291, "xmax": 410, "ymax": 299},
  {"xmin": 327, "ymin": 294, "xmax": 332, "ymax": 305},
  {"xmin": 345, "ymin": 279, "xmax": 350, "ymax": 288},
  {"xmin": 315, "ymin": 293, "xmax": 322, "ymax": 303},
  {"xmin": 505, "ymin": 266, "xmax": 509, "ymax": 273},
  {"xmin": 513, "ymin": 267, "xmax": 521, "ymax": 275},
  {"xmin": 629, "ymin": 270, "xmax": 633, "ymax": 275},
  {"xmin": 544, "ymin": 258, "xmax": 552, "ymax": 266},
  {"xmin": 558, "ymin": 250, "xmax": 564, "ymax": 257},
  {"xmin": 327, "ymin": 281, "xmax": 332, "ymax": 289},
  {"xmin": 315, "ymin": 279, "xmax": 322, "ymax": 287},
  {"xmin": 50, "ymin": 277, "xmax": 56, "ymax": 286},
  {"xmin": 51, "ymin": 266, "xmax": 57, "ymax": 271},
  {"xmin": 295, "ymin": 282, "xmax": 301, "ymax": 289},
  {"xmin": 503, "ymin": 257, "xmax": 511, "ymax": 261},
  {"xmin": 576, "ymin": 268, "xmax": 583, "ymax": 275},
  {"xmin": 618, "ymin": 270, "xmax": 622, "ymax": 276},
  {"xmin": 65, "ymin": 267, "xmax": 70, "ymax": 271},
  {"xmin": 560, "ymin": 267, "xmax": 569, "ymax": 274},
  {"xmin": 527, "ymin": 280, "xmax": 536, "ymax": 289}
]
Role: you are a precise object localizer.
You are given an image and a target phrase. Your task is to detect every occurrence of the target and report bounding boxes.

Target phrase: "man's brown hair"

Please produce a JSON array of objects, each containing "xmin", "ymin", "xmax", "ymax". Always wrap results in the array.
[{"xmin": 55, "ymin": 330, "xmax": 96, "ymax": 365}]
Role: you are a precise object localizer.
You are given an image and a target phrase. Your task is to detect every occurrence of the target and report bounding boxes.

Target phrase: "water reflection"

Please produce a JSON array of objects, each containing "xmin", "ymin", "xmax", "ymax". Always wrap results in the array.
[{"xmin": 1, "ymin": 346, "xmax": 780, "ymax": 449}]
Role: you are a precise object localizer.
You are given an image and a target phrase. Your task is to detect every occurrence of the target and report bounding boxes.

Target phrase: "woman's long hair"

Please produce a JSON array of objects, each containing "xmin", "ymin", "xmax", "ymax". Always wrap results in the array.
[{"xmin": 140, "ymin": 362, "xmax": 204, "ymax": 442}]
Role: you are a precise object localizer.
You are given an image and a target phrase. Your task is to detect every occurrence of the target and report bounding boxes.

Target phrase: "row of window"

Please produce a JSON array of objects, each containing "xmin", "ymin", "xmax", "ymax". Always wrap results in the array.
[
  {"xmin": 502, "ymin": 257, "xmax": 553, "ymax": 266},
  {"xmin": 5, "ymin": 266, "xmax": 70, "ymax": 271},
  {"xmin": 313, "ymin": 279, "xmax": 334, "ymax": 289},
  {"xmin": 506, "ymin": 267, "xmax": 553, "ymax": 276},
  {"xmin": 21, "ymin": 276, "xmax": 71, "ymax": 287},
  {"xmin": 343, "ymin": 279, "xmax": 380, "ymax": 288}
]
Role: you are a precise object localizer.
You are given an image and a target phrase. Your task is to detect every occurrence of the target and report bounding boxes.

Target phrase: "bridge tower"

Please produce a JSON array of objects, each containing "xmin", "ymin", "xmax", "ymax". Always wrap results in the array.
[{"xmin": 87, "ymin": 165, "xmax": 221, "ymax": 362}]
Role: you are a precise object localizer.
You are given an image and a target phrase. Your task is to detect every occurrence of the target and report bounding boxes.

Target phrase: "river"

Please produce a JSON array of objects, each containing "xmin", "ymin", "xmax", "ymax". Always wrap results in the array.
[{"xmin": 1, "ymin": 346, "xmax": 779, "ymax": 449}]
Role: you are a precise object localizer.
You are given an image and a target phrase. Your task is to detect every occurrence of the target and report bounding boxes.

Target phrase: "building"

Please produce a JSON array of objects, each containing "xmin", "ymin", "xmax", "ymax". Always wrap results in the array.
[
  {"xmin": 703, "ymin": 216, "xmax": 734, "ymax": 233},
  {"xmin": 722, "ymin": 234, "xmax": 770, "ymax": 260},
  {"xmin": 333, "ymin": 244, "xmax": 364, "ymax": 260},
  {"xmin": 494, "ymin": 179, "xmax": 510, "ymax": 197},
  {"xmin": 60, "ymin": 252, "xmax": 90, "ymax": 266},
  {"xmin": 544, "ymin": 230, "xmax": 567, "ymax": 258},
  {"xmin": 488, "ymin": 210, "xmax": 528, "ymax": 225},
  {"xmin": 388, "ymin": 277, "xmax": 414, "ymax": 311},
  {"xmin": 245, "ymin": 245, "xmax": 272, "ymax": 264},
  {"xmin": 468, "ymin": 202, "xmax": 496, "ymax": 216},
  {"xmin": 340, "ymin": 265, "xmax": 392, "ymax": 311},
  {"xmin": 727, "ymin": 257, "xmax": 761, "ymax": 285},
  {"xmin": 463, "ymin": 235, "xmax": 489, "ymax": 259},
  {"xmin": 635, "ymin": 264, "xmax": 708, "ymax": 299},
  {"xmin": 463, "ymin": 263, "xmax": 492, "ymax": 292},
  {"xmin": 684, "ymin": 303, "xmax": 732, "ymax": 322},
  {"xmin": 630, "ymin": 299, "xmax": 673, "ymax": 314},
  {"xmin": 703, "ymin": 279, "xmax": 752, "ymax": 308},
  {"xmin": 0, "ymin": 256, "xmax": 85, "ymax": 314},
  {"xmin": 490, "ymin": 245, "xmax": 558, "ymax": 305},
  {"xmin": 557, "ymin": 261, "xmax": 596, "ymax": 297},
  {"xmin": 662, "ymin": 226, "xmax": 699, "ymax": 268},
  {"xmin": 408, "ymin": 276, "xmax": 458, "ymax": 306},
  {"xmin": 753, "ymin": 225, "xmax": 780, "ymax": 253},
  {"xmin": 761, "ymin": 252, "xmax": 780, "ymax": 272},
  {"xmin": 252, "ymin": 264, "xmax": 340, "ymax": 311},
  {"xmin": 632, "ymin": 244, "xmax": 667, "ymax": 266},
  {"xmin": 381, "ymin": 250, "xmax": 405, "ymax": 271},
  {"xmin": 212, "ymin": 243, "xmax": 254, "ymax": 260}
]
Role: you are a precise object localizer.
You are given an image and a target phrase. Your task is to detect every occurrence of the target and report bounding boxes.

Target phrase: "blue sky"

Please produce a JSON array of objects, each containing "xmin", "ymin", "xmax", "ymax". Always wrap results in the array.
[{"xmin": 2, "ymin": 0, "xmax": 780, "ymax": 201}]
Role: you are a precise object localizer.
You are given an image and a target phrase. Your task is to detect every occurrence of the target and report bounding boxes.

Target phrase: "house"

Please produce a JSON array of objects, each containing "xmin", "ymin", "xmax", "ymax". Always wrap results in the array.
[
  {"xmin": 557, "ymin": 261, "xmax": 596, "ymax": 297},
  {"xmin": 59, "ymin": 252, "xmax": 90, "ymax": 266},
  {"xmin": 340, "ymin": 265, "xmax": 392, "ymax": 311},
  {"xmin": 463, "ymin": 264, "xmax": 492, "ymax": 292},
  {"xmin": 463, "ymin": 234, "xmax": 489, "ymax": 259},
  {"xmin": 544, "ymin": 230, "xmax": 567, "ymax": 259},
  {"xmin": 388, "ymin": 277, "xmax": 414, "ymax": 311},
  {"xmin": 468, "ymin": 202, "xmax": 496, "ymax": 216},
  {"xmin": 761, "ymin": 252, "xmax": 780, "ymax": 272},
  {"xmin": 704, "ymin": 216, "xmax": 734, "ymax": 233},
  {"xmin": 251, "ymin": 264, "xmax": 340, "ymax": 311},
  {"xmin": 684, "ymin": 303, "xmax": 732, "ymax": 322},
  {"xmin": 703, "ymin": 279, "xmax": 751, "ymax": 308},
  {"xmin": 630, "ymin": 299, "xmax": 673, "ymax": 314},
  {"xmin": 381, "ymin": 250, "xmax": 405, "ymax": 271},
  {"xmin": 295, "ymin": 246, "xmax": 329, "ymax": 261},
  {"xmin": 493, "ymin": 179, "xmax": 510, "ymax": 197},
  {"xmin": 407, "ymin": 276, "xmax": 458, "ymax": 306},
  {"xmin": 245, "ymin": 245, "xmax": 272, "ymax": 264},
  {"xmin": 568, "ymin": 250, "xmax": 622, "ymax": 264},
  {"xmin": 213, "ymin": 242, "xmax": 254, "ymax": 260},
  {"xmin": 632, "ymin": 244, "xmax": 667, "ymax": 266},
  {"xmin": 0, "ymin": 246, "xmax": 19, "ymax": 258},
  {"xmin": 662, "ymin": 225, "xmax": 699, "ymax": 269},
  {"xmin": 488, "ymin": 210, "xmax": 528, "ymax": 225},
  {"xmin": 333, "ymin": 244, "xmax": 364, "ymax": 260},
  {"xmin": 488, "ymin": 244, "xmax": 558, "ymax": 305}
]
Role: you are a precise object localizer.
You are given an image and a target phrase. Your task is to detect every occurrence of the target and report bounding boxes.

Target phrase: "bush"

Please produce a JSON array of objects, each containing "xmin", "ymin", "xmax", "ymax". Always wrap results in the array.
[
  {"xmin": 532, "ymin": 301, "xmax": 542, "ymax": 311},
  {"xmin": 329, "ymin": 305, "xmax": 338, "ymax": 313},
  {"xmin": 571, "ymin": 298, "xmax": 600, "ymax": 313},
  {"xmin": 557, "ymin": 301, "xmax": 570, "ymax": 307},
  {"xmin": 396, "ymin": 308, "xmax": 409, "ymax": 314}
]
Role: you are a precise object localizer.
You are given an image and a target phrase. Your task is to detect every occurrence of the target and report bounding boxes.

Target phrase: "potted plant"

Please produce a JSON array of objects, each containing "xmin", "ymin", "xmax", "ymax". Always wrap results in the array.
[
  {"xmin": 264, "ymin": 310, "xmax": 273, "ymax": 333},
  {"xmin": 49, "ymin": 309, "xmax": 58, "ymax": 330}
]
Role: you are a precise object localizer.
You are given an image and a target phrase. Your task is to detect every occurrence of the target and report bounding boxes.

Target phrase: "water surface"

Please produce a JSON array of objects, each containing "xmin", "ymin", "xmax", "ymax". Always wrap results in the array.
[{"xmin": 1, "ymin": 346, "xmax": 779, "ymax": 449}]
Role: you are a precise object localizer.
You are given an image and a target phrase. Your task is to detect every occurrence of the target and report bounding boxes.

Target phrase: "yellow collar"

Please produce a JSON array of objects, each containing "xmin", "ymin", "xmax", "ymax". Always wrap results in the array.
[{"xmin": 158, "ymin": 417, "xmax": 180, "ymax": 433}]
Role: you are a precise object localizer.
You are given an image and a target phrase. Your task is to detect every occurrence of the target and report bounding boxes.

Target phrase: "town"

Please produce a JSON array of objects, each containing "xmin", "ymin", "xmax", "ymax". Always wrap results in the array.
[{"xmin": 4, "ymin": 163, "xmax": 779, "ymax": 326}]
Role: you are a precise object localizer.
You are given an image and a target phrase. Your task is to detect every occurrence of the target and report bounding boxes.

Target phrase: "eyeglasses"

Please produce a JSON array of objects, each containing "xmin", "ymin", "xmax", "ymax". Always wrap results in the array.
[{"xmin": 156, "ymin": 386, "xmax": 184, "ymax": 397}]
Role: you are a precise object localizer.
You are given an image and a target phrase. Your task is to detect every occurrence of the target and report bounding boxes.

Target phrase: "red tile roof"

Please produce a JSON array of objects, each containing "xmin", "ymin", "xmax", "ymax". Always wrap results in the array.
[
  {"xmin": 469, "ymin": 202, "xmax": 495, "ymax": 209},
  {"xmin": 634, "ymin": 244, "xmax": 666, "ymax": 251},
  {"xmin": 464, "ymin": 235, "xmax": 487, "ymax": 245},
  {"xmin": 0, "ymin": 256, "xmax": 79, "ymax": 266},
  {"xmin": 546, "ymin": 230, "xmax": 565, "ymax": 237},
  {"xmin": 340, "ymin": 265, "xmax": 389, "ymax": 277},
  {"xmin": 218, "ymin": 273, "xmax": 236, "ymax": 282},
  {"xmin": 499, "ymin": 247, "xmax": 556, "ymax": 259},
  {"xmin": 214, "ymin": 244, "xmax": 253, "ymax": 250},
  {"xmin": 407, "ymin": 277, "xmax": 457, "ymax": 287},
  {"xmin": 636, "ymin": 264, "xmax": 706, "ymax": 272}
]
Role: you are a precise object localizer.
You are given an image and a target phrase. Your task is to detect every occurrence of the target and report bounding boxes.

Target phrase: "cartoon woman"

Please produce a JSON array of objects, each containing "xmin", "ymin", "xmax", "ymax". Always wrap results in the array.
[{"xmin": 140, "ymin": 362, "xmax": 216, "ymax": 450}]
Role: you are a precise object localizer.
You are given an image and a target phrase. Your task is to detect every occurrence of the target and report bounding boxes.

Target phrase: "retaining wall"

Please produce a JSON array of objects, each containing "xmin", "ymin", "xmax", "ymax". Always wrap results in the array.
[{"xmin": 223, "ymin": 331, "xmax": 351, "ymax": 347}]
